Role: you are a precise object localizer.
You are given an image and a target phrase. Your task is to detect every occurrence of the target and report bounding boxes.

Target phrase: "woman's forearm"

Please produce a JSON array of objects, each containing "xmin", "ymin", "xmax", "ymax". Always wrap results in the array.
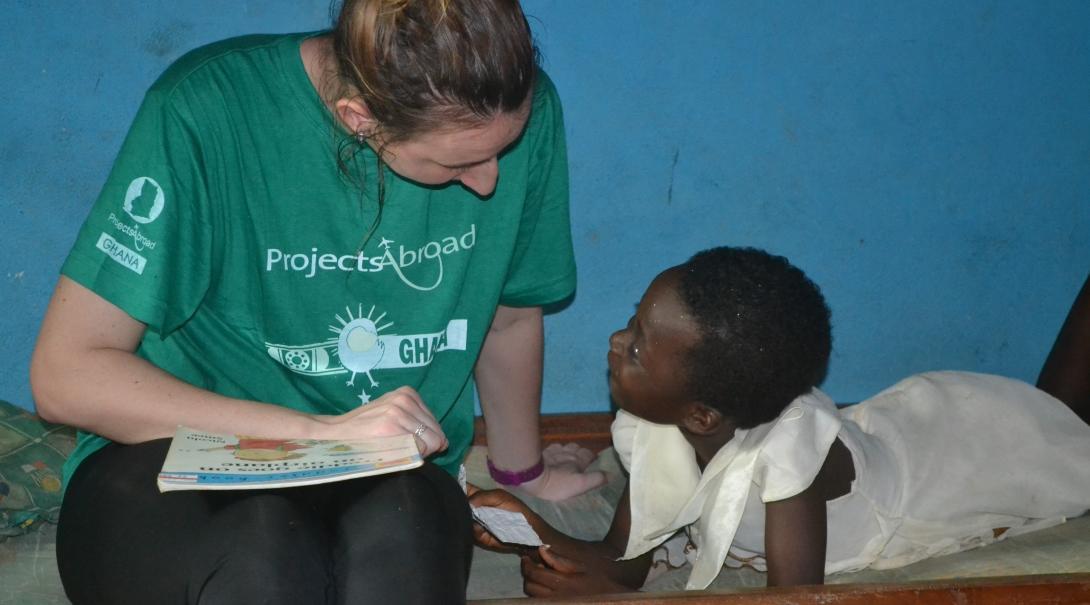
[
  {"xmin": 30, "ymin": 276, "xmax": 371, "ymax": 444},
  {"xmin": 475, "ymin": 304, "xmax": 545, "ymax": 470},
  {"xmin": 33, "ymin": 341, "xmax": 319, "ymax": 443},
  {"xmin": 33, "ymin": 277, "xmax": 449, "ymax": 455},
  {"xmin": 31, "ymin": 277, "xmax": 318, "ymax": 442}
]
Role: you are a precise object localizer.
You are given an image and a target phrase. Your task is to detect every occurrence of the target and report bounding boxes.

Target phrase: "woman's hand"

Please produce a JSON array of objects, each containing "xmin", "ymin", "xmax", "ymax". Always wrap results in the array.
[
  {"xmin": 314, "ymin": 386, "xmax": 448, "ymax": 457},
  {"xmin": 516, "ymin": 442, "xmax": 607, "ymax": 501}
]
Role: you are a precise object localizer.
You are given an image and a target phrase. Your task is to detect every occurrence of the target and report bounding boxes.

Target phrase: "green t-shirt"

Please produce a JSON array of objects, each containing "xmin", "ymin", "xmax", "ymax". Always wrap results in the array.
[{"xmin": 59, "ymin": 33, "xmax": 575, "ymax": 483}]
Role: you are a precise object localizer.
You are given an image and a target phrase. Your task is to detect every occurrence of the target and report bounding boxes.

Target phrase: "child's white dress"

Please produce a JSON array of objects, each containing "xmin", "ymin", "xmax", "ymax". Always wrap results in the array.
[{"xmin": 613, "ymin": 371, "xmax": 1090, "ymax": 589}]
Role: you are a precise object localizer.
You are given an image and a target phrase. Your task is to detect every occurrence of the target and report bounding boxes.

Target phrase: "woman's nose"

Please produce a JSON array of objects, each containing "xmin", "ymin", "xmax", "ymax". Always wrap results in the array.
[{"xmin": 458, "ymin": 158, "xmax": 499, "ymax": 196}]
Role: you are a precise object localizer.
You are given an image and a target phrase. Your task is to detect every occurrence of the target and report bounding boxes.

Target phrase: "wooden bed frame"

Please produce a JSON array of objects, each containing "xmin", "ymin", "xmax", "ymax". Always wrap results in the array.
[
  {"xmin": 475, "ymin": 573, "xmax": 1090, "ymax": 604},
  {"xmin": 470, "ymin": 412, "xmax": 1090, "ymax": 604},
  {"xmin": 473, "ymin": 412, "xmax": 616, "ymax": 453}
]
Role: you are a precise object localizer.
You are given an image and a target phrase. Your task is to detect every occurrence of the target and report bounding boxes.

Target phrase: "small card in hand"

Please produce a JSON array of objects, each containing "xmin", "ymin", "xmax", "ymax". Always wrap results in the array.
[{"xmin": 471, "ymin": 506, "xmax": 544, "ymax": 546}]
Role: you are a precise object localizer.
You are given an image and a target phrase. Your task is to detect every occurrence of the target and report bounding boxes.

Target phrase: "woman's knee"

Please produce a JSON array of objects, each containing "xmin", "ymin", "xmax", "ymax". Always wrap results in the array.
[
  {"xmin": 186, "ymin": 492, "xmax": 333, "ymax": 604},
  {"xmin": 355, "ymin": 464, "xmax": 468, "ymax": 522},
  {"xmin": 192, "ymin": 550, "xmax": 330, "ymax": 605},
  {"xmin": 335, "ymin": 463, "xmax": 472, "ymax": 554},
  {"xmin": 330, "ymin": 465, "xmax": 472, "ymax": 602}
]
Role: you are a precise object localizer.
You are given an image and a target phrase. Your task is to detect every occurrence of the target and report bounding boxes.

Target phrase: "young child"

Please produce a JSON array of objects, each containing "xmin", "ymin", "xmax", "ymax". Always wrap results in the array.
[{"xmin": 470, "ymin": 246, "xmax": 1090, "ymax": 596}]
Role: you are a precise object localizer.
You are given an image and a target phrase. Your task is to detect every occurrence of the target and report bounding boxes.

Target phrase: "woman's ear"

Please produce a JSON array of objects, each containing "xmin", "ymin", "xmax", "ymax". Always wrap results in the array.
[
  {"xmin": 334, "ymin": 98, "xmax": 377, "ymax": 137},
  {"xmin": 681, "ymin": 402, "xmax": 723, "ymax": 436}
]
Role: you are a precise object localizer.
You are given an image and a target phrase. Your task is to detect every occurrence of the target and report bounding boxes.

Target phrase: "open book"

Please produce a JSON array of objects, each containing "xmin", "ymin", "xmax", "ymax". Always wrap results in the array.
[{"xmin": 157, "ymin": 426, "xmax": 423, "ymax": 492}]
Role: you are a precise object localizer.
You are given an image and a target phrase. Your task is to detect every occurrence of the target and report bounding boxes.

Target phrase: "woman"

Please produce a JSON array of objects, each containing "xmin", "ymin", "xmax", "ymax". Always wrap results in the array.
[{"xmin": 31, "ymin": 1, "xmax": 599, "ymax": 603}]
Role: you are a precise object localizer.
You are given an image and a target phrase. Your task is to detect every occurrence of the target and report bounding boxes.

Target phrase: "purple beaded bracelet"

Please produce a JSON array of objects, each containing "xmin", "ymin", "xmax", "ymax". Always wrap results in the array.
[{"xmin": 486, "ymin": 456, "xmax": 545, "ymax": 487}]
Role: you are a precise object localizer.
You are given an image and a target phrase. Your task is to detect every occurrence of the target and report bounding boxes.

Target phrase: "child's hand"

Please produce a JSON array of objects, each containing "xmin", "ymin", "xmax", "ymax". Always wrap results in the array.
[
  {"xmin": 520, "ymin": 545, "xmax": 634, "ymax": 597},
  {"xmin": 468, "ymin": 488, "xmax": 552, "ymax": 553},
  {"xmin": 468, "ymin": 485, "xmax": 535, "ymax": 514}
]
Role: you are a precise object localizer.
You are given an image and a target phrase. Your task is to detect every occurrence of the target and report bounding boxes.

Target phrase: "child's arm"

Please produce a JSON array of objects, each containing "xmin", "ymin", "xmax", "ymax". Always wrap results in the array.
[
  {"xmin": 529, "ymin": 486, "xmax": 652, "ymax": 590},
  {"xmin": 762, "ymin": 437, "xmax": 854, "ymax": 586},
  {"xmin": 763, "ymin": 482, "xmax": 827, "ymax": 586},
  {"xmin": 469, "ymin": 485, "xmax": 653, "ymax": 596}
]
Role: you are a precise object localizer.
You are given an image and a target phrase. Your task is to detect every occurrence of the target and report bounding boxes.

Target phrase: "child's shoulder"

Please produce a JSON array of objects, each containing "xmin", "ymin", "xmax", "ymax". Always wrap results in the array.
[{"xmin": 753, "ymin": 389, "xmax": 842, "ymax": 502}]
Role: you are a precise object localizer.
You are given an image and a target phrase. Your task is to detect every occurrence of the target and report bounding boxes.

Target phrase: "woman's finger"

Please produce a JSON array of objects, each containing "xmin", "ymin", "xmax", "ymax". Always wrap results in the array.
[
  {"xmin": 406, "ymin": 419, "xmax": 445, "ymax": 456},
  {"xmin": 376, "ymin": 387, "xmax": 446, "ymax": 454},
  {"xmin": 399, "ymin": 406, "xmax": 446, "ymax": 446}
]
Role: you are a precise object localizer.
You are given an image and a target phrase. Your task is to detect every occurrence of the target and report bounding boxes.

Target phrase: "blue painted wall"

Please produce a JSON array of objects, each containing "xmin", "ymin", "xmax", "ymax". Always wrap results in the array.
[{"xmin": 3, "ymin": 2, "xmax": 1089, "ymax": 413}]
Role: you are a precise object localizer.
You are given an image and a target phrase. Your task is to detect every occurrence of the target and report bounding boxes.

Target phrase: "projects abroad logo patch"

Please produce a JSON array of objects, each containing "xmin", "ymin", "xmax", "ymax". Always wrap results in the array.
[
  {"xmin": 266, "ymin": 303, "xmax": 469, "ymax": 404},
  {"xmin": 123, "ymin": 177, "xmax": 165, "ymax": 224},
  {"xmin": 96, "ymin": 176, "xmax": 167, "ymax": 271},
  {"xmin": 265, "ymin": 225, "xmax": 476, "ymax": 291}
]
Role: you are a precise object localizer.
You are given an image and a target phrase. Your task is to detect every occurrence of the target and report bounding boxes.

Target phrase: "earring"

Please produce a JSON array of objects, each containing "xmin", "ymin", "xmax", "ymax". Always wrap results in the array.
[{"xmin": 355, "ymin": 131, "xmax": 366, "ymax": 144}]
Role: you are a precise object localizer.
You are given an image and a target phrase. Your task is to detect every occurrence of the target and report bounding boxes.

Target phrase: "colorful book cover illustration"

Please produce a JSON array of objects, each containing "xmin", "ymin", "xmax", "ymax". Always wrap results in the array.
[{"xmin": 157, "ymin": 426, "xmax": 423, "ymax": 492}]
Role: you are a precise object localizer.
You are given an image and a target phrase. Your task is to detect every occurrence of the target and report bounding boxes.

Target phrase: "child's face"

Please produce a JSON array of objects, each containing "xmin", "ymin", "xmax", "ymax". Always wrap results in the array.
[{"xmin": 607, "ymin": 267, "xmax": 703, "ymax": 425}]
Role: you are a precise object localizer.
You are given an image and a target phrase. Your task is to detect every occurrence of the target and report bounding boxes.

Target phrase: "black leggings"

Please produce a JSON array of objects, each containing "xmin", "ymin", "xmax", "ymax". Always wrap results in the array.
[{"xmin": 57, "ymin": 439, "xmax": 473, "ymax": 605}]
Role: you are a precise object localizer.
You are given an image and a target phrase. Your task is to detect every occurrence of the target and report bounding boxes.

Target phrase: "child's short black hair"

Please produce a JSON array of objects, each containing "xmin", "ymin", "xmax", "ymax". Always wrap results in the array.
[{"xmin": 677, "ymin": 246, "xmax": 832, "ymax": 428}]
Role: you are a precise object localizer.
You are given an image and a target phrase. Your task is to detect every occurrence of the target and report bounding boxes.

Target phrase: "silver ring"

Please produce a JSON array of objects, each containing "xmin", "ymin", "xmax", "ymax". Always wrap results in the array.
[{"xmin": 413, "ymin": 424, "xmax": 427, "ymax": 438}]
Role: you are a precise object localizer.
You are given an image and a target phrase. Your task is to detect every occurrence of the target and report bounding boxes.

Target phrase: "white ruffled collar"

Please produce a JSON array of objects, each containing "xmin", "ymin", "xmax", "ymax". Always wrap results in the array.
[{"xmin": 614, "ymin": 388, "xmax": 842, "ymax": 589}]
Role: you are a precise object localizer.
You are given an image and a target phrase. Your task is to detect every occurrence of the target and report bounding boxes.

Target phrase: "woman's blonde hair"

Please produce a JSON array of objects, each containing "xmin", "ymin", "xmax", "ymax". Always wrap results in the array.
[{"xmin": 332, "ymin": 0, "xmax": 537, "ymax": 143}]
